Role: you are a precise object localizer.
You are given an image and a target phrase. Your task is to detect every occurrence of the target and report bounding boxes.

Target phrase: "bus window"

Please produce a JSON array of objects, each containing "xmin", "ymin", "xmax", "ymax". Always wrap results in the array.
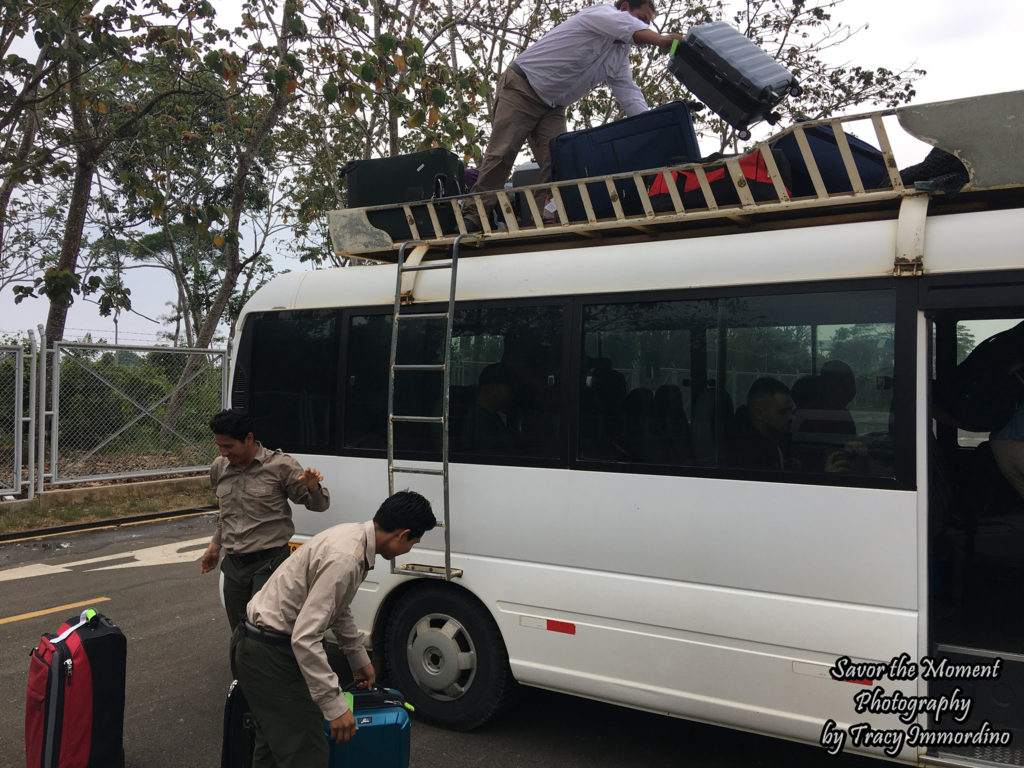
[
  {"xmin": 721, "ymin": 292, "xmax": 896, "ymax": 478},
  {"xmin": 238, "ymin": 309, "xmax": 342, "ymax": 454},
  {"xmin": 579, "ymin": 299, "xmax": 715, "ymax": 464},
  {"xmin": 344, "ymin": 303, "xmax": 564, "ymax": 462},
  {"xmin": 580, "ymin": 289, "xmax": 897, "ymax": 482}
]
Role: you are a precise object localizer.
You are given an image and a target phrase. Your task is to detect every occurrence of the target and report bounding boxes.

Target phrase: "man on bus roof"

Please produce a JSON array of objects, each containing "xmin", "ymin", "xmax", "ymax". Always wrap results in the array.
[
  {"xmin": 231, "ymin": 491, "xmax": 437, "ymax": 767},
  {"xmin": 200, "ymin": 408, "xmax": 330, "ymax": 631},
  {"xmin": 462, "ymin": 0, "xmax": 682, "ymax": 231}
]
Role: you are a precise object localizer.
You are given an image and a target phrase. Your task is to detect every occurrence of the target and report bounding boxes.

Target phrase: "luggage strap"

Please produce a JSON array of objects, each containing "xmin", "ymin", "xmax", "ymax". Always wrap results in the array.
[{"xmin": 52, "ymin": 609, "xmax": 97, "ymax": 644}]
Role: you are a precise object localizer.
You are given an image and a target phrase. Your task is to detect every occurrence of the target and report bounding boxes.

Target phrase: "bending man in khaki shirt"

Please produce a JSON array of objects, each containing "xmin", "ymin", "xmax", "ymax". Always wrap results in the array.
[
  {"xmin": 230, "ymin": 490, "xmax": 437, "ymax": 768},
  {"xmin": 200, "ymin": 409, "xmax": 330, "ymax": 630}
]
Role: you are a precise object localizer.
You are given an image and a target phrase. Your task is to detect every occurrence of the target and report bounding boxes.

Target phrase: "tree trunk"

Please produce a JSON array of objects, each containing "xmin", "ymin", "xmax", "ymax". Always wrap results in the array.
[{"xmin": 43, "ymin": 155, "xmax": 96, "ymax": 348}]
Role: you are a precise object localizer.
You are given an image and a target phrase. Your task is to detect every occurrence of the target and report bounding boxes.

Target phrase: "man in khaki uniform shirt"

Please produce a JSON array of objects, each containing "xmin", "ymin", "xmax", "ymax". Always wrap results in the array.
[
  {"xmin": 230, "ymin": 490, "xmax": 436, "ymax": 768},
  {"xmin": 200, "ymin": 409, "xmax": 330, "ymax": 630}
]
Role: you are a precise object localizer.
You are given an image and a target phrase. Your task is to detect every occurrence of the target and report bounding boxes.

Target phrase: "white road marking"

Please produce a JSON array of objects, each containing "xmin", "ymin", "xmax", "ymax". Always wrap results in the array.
[{"xmin": 0, "ymin": 537, "xmax": 210, "ymax": 582}]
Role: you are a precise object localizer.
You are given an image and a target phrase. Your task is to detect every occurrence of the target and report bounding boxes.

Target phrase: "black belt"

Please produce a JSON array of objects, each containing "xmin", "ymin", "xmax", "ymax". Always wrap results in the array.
[
  {"xmin": 239, "ymin": 620, "xmax": 292, "ymax": 648},
  {"xmin": 228, "ymin": 545, "xmax": 288, "ymax": 566},
  {"xmin": 509, "ymin": 62, "xmax": 530, "ymax": 87}
]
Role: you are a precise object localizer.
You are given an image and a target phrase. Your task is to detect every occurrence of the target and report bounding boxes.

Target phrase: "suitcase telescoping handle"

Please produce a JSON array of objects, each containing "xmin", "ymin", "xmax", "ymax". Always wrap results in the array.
[{"xmin": 342, "ymin": 682, "xmax": 415, "ymax": 712}]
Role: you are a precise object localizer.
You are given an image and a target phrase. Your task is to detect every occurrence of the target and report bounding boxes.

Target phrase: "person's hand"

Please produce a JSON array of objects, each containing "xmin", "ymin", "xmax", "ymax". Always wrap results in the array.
[
  {"xmin": 825, "ymin": 441, "xmax": 868, "ymax": 474},
  {"xmin": 352, "ymin": 662, "xmax": 375, "ymax": 689},
  {"xmin": 297, "ymin": 467, "xmax": 323, "ymax": 492},
  {"xmin": 329, "ymin": 710, "xmax": 357, "ymax": 743},
  {"xmin": 199, "ymin": 542, "xmax": 221, "ymax": 574}
]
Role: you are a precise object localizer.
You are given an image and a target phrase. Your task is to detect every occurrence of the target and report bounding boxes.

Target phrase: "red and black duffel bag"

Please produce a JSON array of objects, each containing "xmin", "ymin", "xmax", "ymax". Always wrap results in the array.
[
  {"xmin": 648, "ymin": 149, "xmax": 791, "ymax": 212},
  {"xmin": 26, "ymin": 609, "xmax": 127, "ymax": 768}
]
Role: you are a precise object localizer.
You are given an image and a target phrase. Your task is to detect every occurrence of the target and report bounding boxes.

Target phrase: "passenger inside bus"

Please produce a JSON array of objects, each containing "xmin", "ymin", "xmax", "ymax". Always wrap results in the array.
[
  {"xmin": 726, "ymin": 377, "xmax": 797, "ymax": 471},
  {"xmin": 459, "ymin": 363, "xmax": 518, "ymax": 455}
]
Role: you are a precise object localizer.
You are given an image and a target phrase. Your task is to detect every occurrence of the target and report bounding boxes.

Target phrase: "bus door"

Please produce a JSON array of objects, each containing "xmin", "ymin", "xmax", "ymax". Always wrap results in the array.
[{"xmin": 924, "ymin": 274, "xmax": 1024, "ymax": 767}]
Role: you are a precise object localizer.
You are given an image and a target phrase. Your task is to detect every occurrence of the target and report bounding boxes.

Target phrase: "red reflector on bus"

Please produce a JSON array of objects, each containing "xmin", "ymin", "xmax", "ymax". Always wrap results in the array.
[
  {"xmin": 844, "ymin": 679, "xmax": 874, "ymax": 686},
  {"xmin": 547, "ymin": 620, "xmax": 576, "ymax": 635}
]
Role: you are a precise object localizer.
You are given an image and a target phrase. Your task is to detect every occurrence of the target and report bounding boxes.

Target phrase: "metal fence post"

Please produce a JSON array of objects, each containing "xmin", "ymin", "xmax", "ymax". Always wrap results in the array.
[
  {"xmin": 36, "ymin": 325, "xmax": 46, "ymax": 496},
  {"xmin": 26, "ymin": 330, "xmax": 37, "ymax": 500}
]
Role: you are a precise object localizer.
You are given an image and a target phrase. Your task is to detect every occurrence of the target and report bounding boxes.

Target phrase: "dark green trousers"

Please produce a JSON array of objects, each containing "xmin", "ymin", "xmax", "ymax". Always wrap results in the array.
[
  {"xmin": 220, "ymin": 546, "xmax": 290, "ymax": 631},
  {"xmin": 230, "ymin": 627, "xmax": 327, "ymax": 768}
]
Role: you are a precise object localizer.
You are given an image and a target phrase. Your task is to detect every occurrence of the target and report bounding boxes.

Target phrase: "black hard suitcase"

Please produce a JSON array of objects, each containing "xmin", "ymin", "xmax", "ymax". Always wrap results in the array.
[
  {"xmin": 510, "ymin": 161, "xmax": 542, "ymax": 224},
  {"xmin": 221, "ymin": 680, "xmax": 256, "ymax": 768},
  {"xmin": 341, "ymin": 148, "xmax": 465, "ymax": 241},
  {"xmin": 668, "ymin": 21, "xmax": 799, "ymax": 139},
  {"xmin": 25, "ymin": 609, "xmax": 127, "ymax": 768},
  {"xmin": 550, "ymin": 101, "xmax": 701, "ymax": 221}
]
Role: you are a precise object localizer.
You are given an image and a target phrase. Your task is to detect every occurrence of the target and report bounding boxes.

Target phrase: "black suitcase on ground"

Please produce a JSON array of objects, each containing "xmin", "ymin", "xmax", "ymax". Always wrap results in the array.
[
  {"xmin": 668, "ymin": 21, "xmax": 799, "ymax": 139},
  {"xmin": 341, "ymin": 148, "xmax": 465, "ymax": 241},
  {"xmin": 222, "ymin": 680, "xmax": 256, "ymax": 768},
  {"xmin": 550, "ymin": 101, "xmax": 701, "ymax": 221},
  {"xmin": 25, "ymin": 609, "xmax": 127, "ymax": 768}
]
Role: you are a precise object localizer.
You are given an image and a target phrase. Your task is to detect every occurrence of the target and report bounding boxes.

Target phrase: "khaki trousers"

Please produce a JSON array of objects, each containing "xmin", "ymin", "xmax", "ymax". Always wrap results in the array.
[
  {"xmin": 468, "ymin": 67, "xmax": 567, "ymax": 221},
  {"xmin": 231, "ymin": 628, "xmax": 327, "ymax": 768}
]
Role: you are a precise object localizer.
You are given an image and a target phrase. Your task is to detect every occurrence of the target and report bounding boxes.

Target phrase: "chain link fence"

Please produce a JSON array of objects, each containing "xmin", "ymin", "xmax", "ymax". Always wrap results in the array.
[
  {"xmin": 50, "ymin": 343, "xmax": 227, "ymax": 484},
  {"xmin": 0, "ymin": 346, "xmax": 25, "ymax": 495}
]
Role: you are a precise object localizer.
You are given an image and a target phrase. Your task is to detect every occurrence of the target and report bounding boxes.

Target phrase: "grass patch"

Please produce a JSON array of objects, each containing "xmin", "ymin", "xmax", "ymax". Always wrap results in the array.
[{"xmin": 0, "ymin": 488, "xmax": 215, "ymax": 537}]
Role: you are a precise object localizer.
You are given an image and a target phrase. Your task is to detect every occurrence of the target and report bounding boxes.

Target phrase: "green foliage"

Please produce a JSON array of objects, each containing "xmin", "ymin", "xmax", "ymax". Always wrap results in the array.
[{"xmin": 2, "ymin": 0, "xmax": 927, "ymax": 343}]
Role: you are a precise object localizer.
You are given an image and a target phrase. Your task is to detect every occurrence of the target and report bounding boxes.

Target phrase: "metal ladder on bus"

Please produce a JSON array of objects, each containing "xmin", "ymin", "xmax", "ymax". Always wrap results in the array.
[{"xmin": 386, "ymin": 235, "xmax": 475, "ymax": 580}]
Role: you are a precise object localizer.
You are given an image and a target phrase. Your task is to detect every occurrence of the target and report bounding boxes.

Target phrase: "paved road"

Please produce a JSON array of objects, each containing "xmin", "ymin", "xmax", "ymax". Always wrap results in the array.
[{"xmin": 0, "ymin": 515, "xmax": 877, "ymax": 767}]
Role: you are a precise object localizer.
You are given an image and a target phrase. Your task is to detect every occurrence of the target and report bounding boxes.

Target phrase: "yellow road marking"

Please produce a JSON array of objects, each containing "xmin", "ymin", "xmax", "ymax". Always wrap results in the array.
[{"xmin": 0, "ymin": 597, "xmax": 111, "ymax": 626}]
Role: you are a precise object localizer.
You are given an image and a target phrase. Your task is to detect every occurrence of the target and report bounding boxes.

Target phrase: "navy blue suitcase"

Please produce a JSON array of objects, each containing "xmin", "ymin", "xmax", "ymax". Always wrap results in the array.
[
  {"xmin": 549, "ymin": 101, "xmax": 700, "ymax": 221},
  {"xmin": 668, "ymin": 21, "xmax": 799, "ymax": 139},
  {"xmin": 771, "ymin": 124, "xmax": 890, "ymax": 197},
  {"xmin": 326, "ymin": 686, "xmax": 411, "ymax": 767}
]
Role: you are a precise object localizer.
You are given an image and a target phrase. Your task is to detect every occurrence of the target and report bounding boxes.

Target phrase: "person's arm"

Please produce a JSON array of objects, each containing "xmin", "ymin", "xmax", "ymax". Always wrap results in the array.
[
  {"xmin": 290, "ymin": 556, "xmax": 365, "ymax": 723},
  {"xmin": 201, "ymin": 464, "xmax": 224, "ymax": 573},
  {"xmin": 632, "ymin": 28, "xmax": 682, "ymax": 50},
  {"xmin": 284, "ymin": 459, "xmax": 330, "ymax": 511}
]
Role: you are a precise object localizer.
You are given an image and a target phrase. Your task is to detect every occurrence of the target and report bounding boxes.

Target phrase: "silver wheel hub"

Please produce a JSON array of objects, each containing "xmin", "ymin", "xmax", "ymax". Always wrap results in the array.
[{"xmin": 405, "ymin": 612, "xmax": 478, "ymax": 702}]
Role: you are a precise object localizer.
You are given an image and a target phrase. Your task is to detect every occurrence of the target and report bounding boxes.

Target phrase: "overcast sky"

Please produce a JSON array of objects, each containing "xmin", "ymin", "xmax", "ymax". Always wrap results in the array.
[{"xmin": 3, "ymin": 0, "xmax": 1021, "ymax": 344}]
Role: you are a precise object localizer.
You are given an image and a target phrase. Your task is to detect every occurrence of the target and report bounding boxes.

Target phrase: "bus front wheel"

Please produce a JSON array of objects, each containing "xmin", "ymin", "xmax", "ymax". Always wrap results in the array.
[{"xmin": 383, "ymin": 583, "xmax": 516, "ymax": 730}]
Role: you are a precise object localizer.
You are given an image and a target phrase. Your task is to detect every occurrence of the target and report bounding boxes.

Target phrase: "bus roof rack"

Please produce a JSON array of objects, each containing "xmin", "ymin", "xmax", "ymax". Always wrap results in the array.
[{"xmin": 326, "ymin": 90, "xmax": 1024, "ymax": 264}]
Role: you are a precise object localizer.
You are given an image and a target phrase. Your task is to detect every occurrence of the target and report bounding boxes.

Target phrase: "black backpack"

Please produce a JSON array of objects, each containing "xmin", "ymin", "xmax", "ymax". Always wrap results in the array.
[{"xmin": 939, "ymin": 321, "xmax": 1024, "ymax": 432}]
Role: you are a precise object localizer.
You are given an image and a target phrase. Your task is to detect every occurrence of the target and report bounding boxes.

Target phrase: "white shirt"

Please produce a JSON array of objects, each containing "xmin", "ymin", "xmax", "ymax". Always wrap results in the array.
[{"xmin": 514, "ymin": 5, "xmax": 650, "ymax": 117}]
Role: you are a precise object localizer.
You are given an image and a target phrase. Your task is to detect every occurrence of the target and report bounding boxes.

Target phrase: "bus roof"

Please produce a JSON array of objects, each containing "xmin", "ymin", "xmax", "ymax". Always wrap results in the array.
[{"xmin": 325, "ymin": 90, "xmax": 1024, "ymax": 265}]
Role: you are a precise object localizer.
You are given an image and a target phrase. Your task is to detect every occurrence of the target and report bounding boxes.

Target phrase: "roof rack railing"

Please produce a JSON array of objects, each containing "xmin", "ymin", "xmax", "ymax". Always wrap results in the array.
[{"xmin": 327, "ymin": 90, "xmax": 1023, "ymax": 263}]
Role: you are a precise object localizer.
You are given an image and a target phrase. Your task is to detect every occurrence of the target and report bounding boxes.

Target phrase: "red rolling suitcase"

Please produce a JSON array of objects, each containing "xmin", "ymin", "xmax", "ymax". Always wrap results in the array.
[{"xmin": 25, "ymin": 609, "xmax": 127, "ymax": 768}]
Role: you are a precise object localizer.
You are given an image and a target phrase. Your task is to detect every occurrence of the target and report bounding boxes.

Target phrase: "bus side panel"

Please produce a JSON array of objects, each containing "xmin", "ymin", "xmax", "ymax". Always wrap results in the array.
[{"xmin": 319, "ymin": 458, "xmax": 918, "ymax": 761}]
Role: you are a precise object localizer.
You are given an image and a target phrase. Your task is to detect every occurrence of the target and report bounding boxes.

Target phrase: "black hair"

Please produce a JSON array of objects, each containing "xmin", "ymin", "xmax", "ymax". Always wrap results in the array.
[
  {"xmin": 618, "ymin": 0, "xmax": 655, "ymax": 12},
  {"xmin": 374, "ymin": 490, "xmax": 437, "ymax": 540},
  {"xmin": 209, "ymin": 408, "xmax": 255, "ymax": 442},
  {"xmin": 746, "ymin": 377, "xmax": 791, "ymax": 407}
]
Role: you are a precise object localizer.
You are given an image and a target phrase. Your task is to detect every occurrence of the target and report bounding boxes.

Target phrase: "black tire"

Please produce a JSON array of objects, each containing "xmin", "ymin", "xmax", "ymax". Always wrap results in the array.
[{"xmin": 383, "ymin": 583, "xmax": 517, "ymax": 730}]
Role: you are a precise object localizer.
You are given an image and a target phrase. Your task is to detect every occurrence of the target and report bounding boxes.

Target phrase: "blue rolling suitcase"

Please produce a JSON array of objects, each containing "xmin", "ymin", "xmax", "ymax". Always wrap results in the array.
[
  {"xmin": 549, "ymin": 101, "xmax": 700, "ymax": 222},
  {"xmin": 668, "ymin": 21, "xmax": 799, "ymax": 139},
  {"xmin": 326, "ymin": 685, "xmax": 411, "ymax": 767}
]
